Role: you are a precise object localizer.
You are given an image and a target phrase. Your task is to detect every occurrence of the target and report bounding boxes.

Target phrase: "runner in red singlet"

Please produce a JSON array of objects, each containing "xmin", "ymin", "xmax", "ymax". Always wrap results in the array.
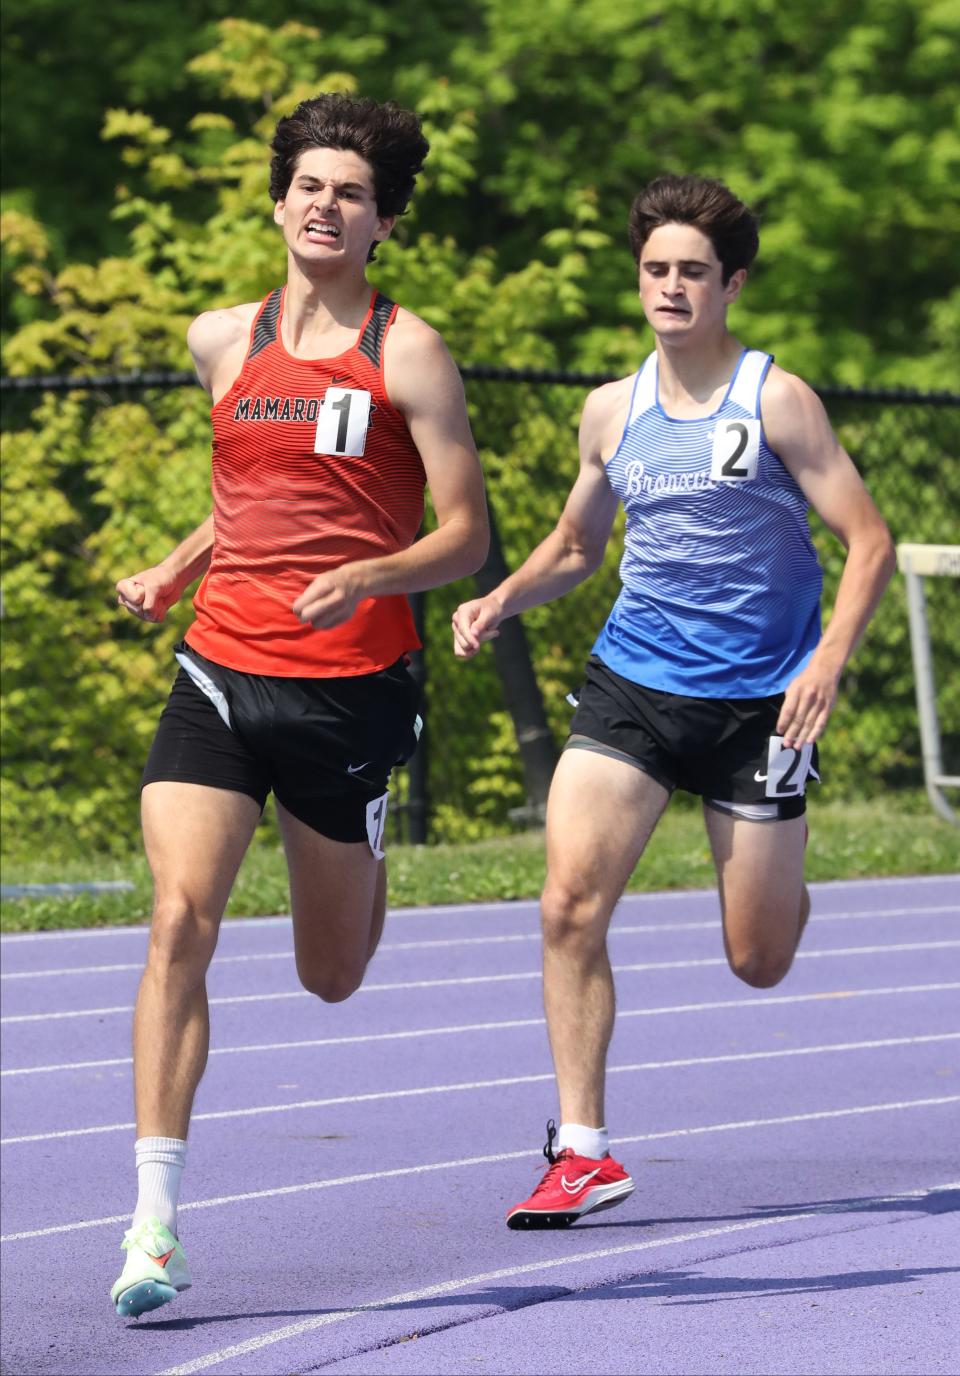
[{"xmin": 110, "ymin": 94, "xmax": 488, "ymax": 1318}]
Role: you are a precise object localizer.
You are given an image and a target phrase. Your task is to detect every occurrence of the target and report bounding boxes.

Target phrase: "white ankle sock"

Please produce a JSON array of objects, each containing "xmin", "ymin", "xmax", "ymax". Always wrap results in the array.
[
  {"xmin": 132, "ymin": 1136, "xmax": 187, "ymax": 1234},
  {"xmin": 557, "ymin": 1122, "xmax": 609, "ymax": 1160}
]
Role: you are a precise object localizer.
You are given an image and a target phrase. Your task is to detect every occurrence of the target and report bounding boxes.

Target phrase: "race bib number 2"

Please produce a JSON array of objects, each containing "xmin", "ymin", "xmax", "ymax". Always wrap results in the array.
[
  {"xmin": 763, "ymin": 735, "xmax": 815, "ymax": 799},
  {"xmin": 314, "ymin": 386, "xmax": 371, "ymax": 456},
  {"xmin": 710, "ymin": 418, "xmax": 760, "ymax": 482}
]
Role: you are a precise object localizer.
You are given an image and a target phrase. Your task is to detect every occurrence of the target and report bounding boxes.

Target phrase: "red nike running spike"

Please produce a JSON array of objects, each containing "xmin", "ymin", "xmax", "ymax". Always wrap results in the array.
[{"xmin": 507, "ymin": 1120, "xmax": 634, "ymax": 1229}]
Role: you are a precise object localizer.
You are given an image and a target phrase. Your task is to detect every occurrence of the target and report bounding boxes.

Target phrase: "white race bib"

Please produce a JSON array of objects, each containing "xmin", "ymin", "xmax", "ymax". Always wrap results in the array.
[
  {"xmin": 365, "ymin": 790, "xmax": 389, "ymax": 860},
  {"xmin": 761, "ymin": 735, "xmax": 814, "ymax": 799},
  {"xmin": 314, "ymin": 386, "xmax": 371, "ymax": 457},
  {"xmin": 710, "ymin": 418, "xmax": 760, "ymax": 482}
]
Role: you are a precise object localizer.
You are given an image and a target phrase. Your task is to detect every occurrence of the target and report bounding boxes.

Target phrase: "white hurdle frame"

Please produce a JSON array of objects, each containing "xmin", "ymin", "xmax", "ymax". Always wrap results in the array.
[{"xmin": 897, "ymin": 543, "xmax": 960, "ymax": 824}]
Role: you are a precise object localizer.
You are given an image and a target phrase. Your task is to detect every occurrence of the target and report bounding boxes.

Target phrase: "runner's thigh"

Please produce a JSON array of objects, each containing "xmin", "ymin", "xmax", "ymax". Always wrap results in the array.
[
  {"xmin": 141, "ymin": 782, "xmax": 262, "ymax": 955},
  {"xmin": 703, "ymin": 806, "xmax": 807, "ymax": 974},
  {"xmin": 544, "ymin": 747, "xmax": 671, "ymax": 926},
  {"xmin": 276, "ymin": 800, "xmax": 382, "ymax": 993},
  {"xmin": 140, "ymin": 660, "xmax": 268, "ymax": 941}
]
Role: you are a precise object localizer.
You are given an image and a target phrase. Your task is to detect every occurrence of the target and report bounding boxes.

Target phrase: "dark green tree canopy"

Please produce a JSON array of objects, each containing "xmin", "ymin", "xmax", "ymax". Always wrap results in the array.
[{"xmin": 3, "ymin": 1, "xmax": 958, "ymax": 383}]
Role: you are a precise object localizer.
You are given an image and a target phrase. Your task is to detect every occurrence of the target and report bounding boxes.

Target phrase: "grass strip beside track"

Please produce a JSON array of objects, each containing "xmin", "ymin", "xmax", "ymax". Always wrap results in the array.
[{"xmin": 2, "ymin": 793, "xmax": 957, "ymax": 932}]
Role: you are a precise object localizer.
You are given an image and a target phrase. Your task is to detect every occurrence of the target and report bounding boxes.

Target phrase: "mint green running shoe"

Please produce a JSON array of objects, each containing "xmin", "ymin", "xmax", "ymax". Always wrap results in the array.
[{"xmin": 111, "ymin": 1216, "xmax": 192, "ymax": 1318}]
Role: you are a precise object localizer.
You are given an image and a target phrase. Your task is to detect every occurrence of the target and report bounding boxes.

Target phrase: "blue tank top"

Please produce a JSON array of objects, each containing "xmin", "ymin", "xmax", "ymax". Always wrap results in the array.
[{"xmin": 592, "ymin": 349, "xmax": 822, "ymax": 697}]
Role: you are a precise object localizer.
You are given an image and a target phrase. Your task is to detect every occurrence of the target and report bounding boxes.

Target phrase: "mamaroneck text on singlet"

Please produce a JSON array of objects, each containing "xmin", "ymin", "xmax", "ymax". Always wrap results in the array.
[
  {"xmin": 593, "ymin": 349, "xmax": 822, "ymax": 698},
  {"xmin": 186, "ymin": 288, "xmax": 426, "ymax": 677}
]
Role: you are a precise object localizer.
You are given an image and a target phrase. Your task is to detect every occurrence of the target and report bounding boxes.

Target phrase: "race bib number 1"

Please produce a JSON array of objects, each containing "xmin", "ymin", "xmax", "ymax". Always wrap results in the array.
[
  {"xmin": 314, "ymin": 386, "xmax": 371, "ymax": 456},
  {"xmin": 366, "ymin": 791, "xmax": 389, "ymax": 860},
  {"xmin": 710, "ymin": 418, "xmax": 760, "ymax": 482},
  {"xmin": 763, "ymin": 735, "xmax": 814, "ymax": 798}
]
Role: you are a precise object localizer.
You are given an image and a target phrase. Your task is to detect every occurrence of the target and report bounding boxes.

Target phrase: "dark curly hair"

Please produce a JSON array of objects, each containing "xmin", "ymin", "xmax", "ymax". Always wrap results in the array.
[
  {"xmin": 269, "ymin": 93, "xmax": 429, "ymax": 219},
  {"xmin": 628, "ymin": 174, "xmax": 759, "ymax": 284}
]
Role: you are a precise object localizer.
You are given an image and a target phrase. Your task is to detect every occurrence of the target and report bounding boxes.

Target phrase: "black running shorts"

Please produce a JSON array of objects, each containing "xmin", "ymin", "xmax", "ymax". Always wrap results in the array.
[
  {"xmin": 566, "ymin": 656, "xmax": 818, "ymax": 820},
  {"xmin": 142, "ymin": 643, "xmax": 422, "ymax": 848}
]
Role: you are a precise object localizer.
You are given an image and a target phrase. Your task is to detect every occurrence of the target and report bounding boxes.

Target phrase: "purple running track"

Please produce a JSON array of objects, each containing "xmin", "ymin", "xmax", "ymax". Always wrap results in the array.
[{"xmin": 1, "ymin": 874, "xmax": 958, "ymax": 1376}]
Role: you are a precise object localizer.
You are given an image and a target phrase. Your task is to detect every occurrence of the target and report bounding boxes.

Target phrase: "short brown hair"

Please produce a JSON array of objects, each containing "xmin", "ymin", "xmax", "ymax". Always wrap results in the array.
[
  {"xmin": 628, "ymin": 174, "xmax": 759, "ymax": 283},
  {"xmin": 269, "ymin": 93, "xmax": 429, "ymax": 219}
]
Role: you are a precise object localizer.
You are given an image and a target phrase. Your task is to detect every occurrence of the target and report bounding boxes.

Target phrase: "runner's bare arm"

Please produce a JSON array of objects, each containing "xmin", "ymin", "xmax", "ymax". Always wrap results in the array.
[
  {"xmin": 451, "ymin": 379, "xmax": 627, "ymax": 659},
  {"xmin": 186, "ymin": 303, "xmax": 259, "ymax": 402},
  {"xmin": 762, "ymin": 367, "xmax": 896, "ymax": 748},
  {"xmin": 116, "ymin": 516, "xmax": 216, "ymax": 623},
  {"xmin": 293, "ymin": 318, "xmax": 490, "ymax": 629},
  {"xmin": 115, "ymin": 306, "xmax": 257, "ymax": 623}
]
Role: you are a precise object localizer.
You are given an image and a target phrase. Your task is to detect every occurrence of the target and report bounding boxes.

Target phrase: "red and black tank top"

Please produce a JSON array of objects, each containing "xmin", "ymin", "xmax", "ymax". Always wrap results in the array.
[{"xmin": 186, "ymin": 287, "xmax": 426, "ymax": 676}]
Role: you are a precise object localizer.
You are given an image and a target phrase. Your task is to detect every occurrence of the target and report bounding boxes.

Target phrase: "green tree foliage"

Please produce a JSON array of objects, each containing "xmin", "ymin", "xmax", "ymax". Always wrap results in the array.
[
  {"xmin": 4, "ymin": 0, "xmax": 958, "ymax": 379},
  {"xmin": 2, "ymin": 10, "xmax": 958, "ymax": 854}
]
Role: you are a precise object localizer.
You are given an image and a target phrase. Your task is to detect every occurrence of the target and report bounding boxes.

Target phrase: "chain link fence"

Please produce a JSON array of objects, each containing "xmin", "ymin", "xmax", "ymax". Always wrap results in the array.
[{"xmin": 1, "ymin": 370, "xmax": 957, "ymax": 854}]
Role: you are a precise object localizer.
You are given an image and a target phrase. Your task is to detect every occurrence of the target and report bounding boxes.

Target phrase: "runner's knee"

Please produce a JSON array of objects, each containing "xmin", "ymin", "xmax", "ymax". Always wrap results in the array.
[
  {"xmin": 296, "ymin": 959, "xmax": 366, "ymax": 1003},
  {"xmin": 541, "ymin": 877, "xmax": 608, "ymax": 954},
  {"xmin": 723, "ymin": 887, "xmax": 808, "ymax": 988},
  {"xmin": 147, "ymin": 897, "xmax": 218, "ymax": 977},
  {"xmin": 727, "ymin": 942, "xmax": 794, "ymax": 988}
]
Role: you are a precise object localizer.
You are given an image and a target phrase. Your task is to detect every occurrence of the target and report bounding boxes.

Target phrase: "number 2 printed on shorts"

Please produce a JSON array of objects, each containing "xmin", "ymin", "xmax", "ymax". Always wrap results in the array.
[{"xmin": 761, "ymin": 735, "xmax": 816, "ymax": 798}]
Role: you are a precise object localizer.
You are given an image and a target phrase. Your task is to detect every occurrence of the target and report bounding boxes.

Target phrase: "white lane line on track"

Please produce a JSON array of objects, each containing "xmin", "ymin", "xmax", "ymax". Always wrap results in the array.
[
  {"xmin": 153, "ymin": 1177, "xmax": 960, "ymax": 1376},
  {"xmin": 4, "ymin": 940, "xmax": 959, "ymax": 1024},
  {"xmin": 5, "ymin": 981, "xmax": 958, "ymax": 1077},
  {"xmin": 3, "ymin": 1100, "xmax": 957, "ymax": 1245},
  {"xmin": 3, "ymin": 873, "xmax": 957, "ymax": 946},
  {"xmin": 5, "ymin": 905, "xmax": 958, "ymax": 980},
  {"xmin": 4, "ymin": 1034, "xmax": 957, "ymax": 1145},
  {"xmin": 801, "ymin": 875, "xmax": 959, "ymax": 890}
]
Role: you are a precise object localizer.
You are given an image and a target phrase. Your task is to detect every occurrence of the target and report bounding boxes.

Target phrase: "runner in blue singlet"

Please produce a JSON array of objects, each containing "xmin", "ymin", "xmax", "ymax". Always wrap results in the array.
[{"xmin": 452, "ymin": 173, "xmax": 895, "ymax": 1229}]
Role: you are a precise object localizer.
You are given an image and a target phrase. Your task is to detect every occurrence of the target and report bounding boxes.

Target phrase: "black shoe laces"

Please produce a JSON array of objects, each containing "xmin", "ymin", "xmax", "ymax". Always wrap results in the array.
[
  {"xmin": 543, "ymin": 1117, "xmax": 558, "ymax": 1165},
  {"xmin": 528, "ymin": 1119, "xmax": 574, "ymax": 1197}
]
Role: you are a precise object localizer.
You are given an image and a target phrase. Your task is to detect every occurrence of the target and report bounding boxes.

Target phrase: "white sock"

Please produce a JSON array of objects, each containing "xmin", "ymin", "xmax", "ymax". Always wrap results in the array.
[
  {"xmin": 132, "ymin": 1136, "xmax": 187, "ymax": 1234},
  {"xmin": 557, "ymin": 1122, "xmax": 609, "ymax": 1160}
]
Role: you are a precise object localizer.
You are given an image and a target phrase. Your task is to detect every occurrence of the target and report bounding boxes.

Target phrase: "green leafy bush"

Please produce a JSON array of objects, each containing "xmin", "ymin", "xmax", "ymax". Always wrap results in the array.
[{"xmin": 2, "ymin": 12, "xmax": 958, "ymax": 854}]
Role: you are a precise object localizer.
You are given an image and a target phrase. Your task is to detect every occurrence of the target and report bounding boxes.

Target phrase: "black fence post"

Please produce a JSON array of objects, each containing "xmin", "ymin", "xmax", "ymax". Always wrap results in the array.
[
  {"xmin": 406, "ymin": 590, "xmax": 429, "ymax": 844},
  {"xmin": 473, "ymin": 504, "xmax": 558, "ymax": 821}
]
